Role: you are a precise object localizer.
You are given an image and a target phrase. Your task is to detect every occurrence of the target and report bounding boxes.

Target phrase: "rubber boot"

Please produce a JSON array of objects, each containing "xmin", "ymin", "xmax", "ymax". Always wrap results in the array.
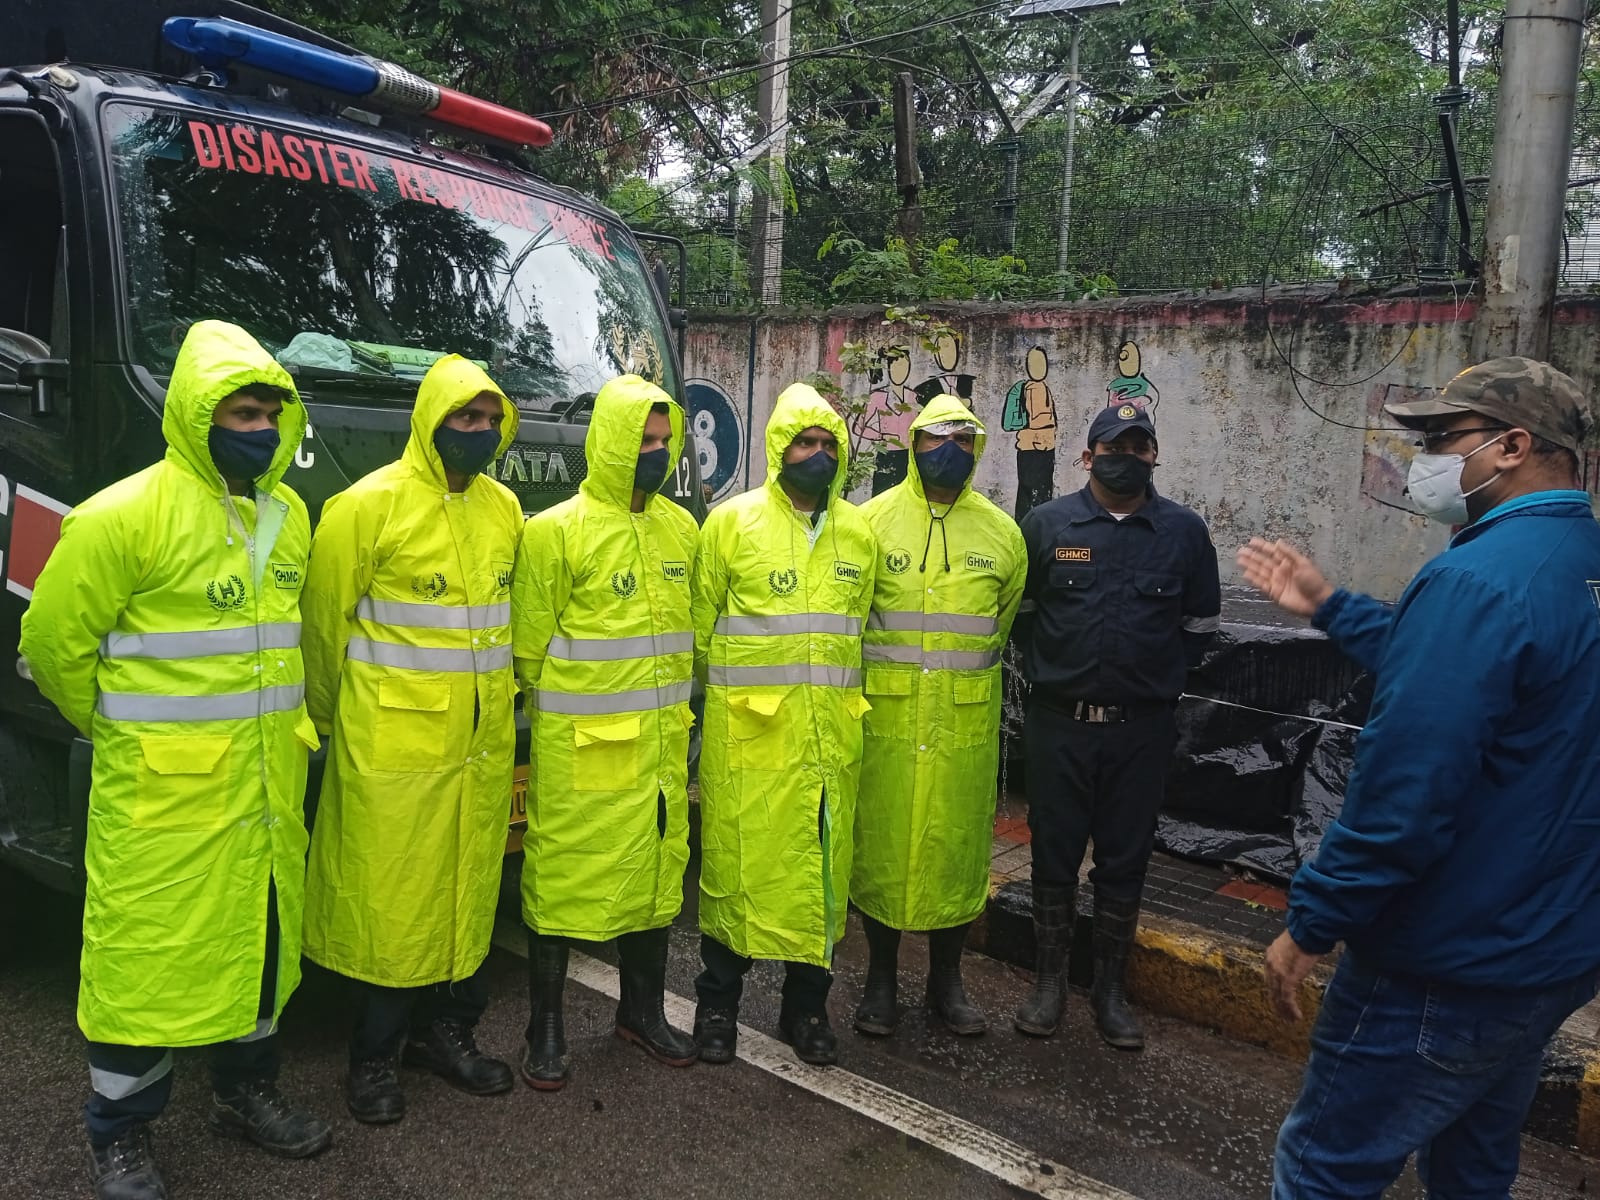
[
  {"xmin": 1090, "ymin": 894, "xmax": 1146, "ymax": 1050},
  {"xmin": 615, "ymin": 927, "xmax": 699, "ymax": 1067},
  {"xmin": 521, "ymin": 933, "xmax": 572, "ymax": 1090},
  {"xmin": 1013, "ymin": 881, "xmax": 1075, "ymax": 1037},
  {"xmin": 853, "ymin": 914, "xmax": 900, "ymax": 1037},
  {"xmin": 925, "ymin": 922, "xmax": 986, "ymax": 1036}
]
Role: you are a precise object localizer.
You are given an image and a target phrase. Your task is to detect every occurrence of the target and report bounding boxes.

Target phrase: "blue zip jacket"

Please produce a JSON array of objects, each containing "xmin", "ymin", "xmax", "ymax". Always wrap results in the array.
[{"xmin": 1288, "ymin": 491, "xmax": 1600, "ymax": 987}]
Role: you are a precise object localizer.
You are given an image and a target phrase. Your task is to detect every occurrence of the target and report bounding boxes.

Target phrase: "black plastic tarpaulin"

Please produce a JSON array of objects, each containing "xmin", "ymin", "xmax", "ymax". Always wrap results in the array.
[{"xmin": 1156, "ymin": 588, "xmax": 1374, "ymax": 884}]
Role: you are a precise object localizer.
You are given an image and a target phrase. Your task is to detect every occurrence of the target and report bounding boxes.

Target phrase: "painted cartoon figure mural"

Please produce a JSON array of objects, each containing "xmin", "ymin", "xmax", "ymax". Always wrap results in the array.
[
  {"xmin": 1004, "ymin": 346, "xmax": 1057, "ymax": 521},
  {"xmin": 859, "ymin": 347, "xmax": 916, "ymax": 496},
  {"xmin": 1108, "ymin": 340, "xmax": 1159, "ymax": 411},
  {"xmin": 915, "ymin": 331, "xmax": 977, "ymax": 407}
]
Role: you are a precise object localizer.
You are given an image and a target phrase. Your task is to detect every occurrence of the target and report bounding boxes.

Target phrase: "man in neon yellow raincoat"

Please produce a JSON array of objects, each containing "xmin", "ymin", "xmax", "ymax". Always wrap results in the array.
[
  {"xmin": 851, "ymin": 396, "xmax": 1025, "ymax": 1039},
  {"xmin": 20, "ymin": 321, "xmax": 332, "ymax": 1200},
  {"xmin": 511, "ymin": 375, "xmax": 700, "ymax": 1090},
  {"xmin": 301, "ymin": 355, "xmax": 522, "ymax": 1125},
  {"xmin": 691, "ymin": 382, "xmax": 876, "ymax": 1066}
]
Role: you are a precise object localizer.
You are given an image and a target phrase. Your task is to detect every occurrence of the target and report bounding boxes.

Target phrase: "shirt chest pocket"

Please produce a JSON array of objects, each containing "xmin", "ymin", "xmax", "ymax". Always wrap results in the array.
[
  {"xmin": 1133, "ymin": 571, "xmax": 1181, "ymax": 609},
  {"xmin": 1047, "ymin": 563, "xmax": 1097, "ymax": 600}
]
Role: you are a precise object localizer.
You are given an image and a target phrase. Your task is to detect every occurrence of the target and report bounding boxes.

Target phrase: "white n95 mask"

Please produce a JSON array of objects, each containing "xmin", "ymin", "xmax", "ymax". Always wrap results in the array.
[{"xmin": 1406, "ymin": 434, "xmax": 1505, "ymax": 525}]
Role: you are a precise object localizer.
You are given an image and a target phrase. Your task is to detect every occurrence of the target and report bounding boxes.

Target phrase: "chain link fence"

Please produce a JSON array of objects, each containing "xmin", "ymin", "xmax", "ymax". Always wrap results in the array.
[{"xmin": 667, "ymin": 61, "xmax": 1600, "ymax": 305}]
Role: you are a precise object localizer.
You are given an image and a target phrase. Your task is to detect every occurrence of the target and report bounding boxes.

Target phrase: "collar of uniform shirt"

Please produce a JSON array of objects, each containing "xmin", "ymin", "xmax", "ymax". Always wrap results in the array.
[{"xmin": 1065, "ymin": 481, "xmax": 1165, "ymax": 530}]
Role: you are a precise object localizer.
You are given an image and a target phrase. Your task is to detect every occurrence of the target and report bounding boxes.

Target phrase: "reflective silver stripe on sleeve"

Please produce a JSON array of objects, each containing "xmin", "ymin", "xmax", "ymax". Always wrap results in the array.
[
  {"xmin": 347, "ymin": 637, "xmax": 513, "ymax": 673},
  {"xmin": 706, "ymin": 664, "xmax": 864, "ymax": 689},
  {"xmin": 862, "ymin": 645, "xmax": 1002, "ymax": 670},
  {"xmin": 356, "ymin": 597, "xmax": 511, "ymax": 628},
  {"xmin": 90, "ymin": 1052, "xmax": 174, "ymax": 1101},
  {"xmin": 96, "ymin": 684, "xmax": 305, "ymax": 722},
  {"xmin": 714, "ymin": 614, "xmax": 863, "ymax": 637},
  {"xmin": 535, "ymin": 680, "xmax": 693, "ymax": 715},
  {"xmin": 547, "ymin": 632, "xmax": 695, "ymax": 661},
  {"xmin": 866, "ymin": 611, "xmax": 998, "ymax": 635},
  {"xmin": 100, "ymin": 624, "xmax": 301, "ymax": 659},
  {"xmin": 1183, "ymin": 614, "xmax": 1222, "ymax": 634}
]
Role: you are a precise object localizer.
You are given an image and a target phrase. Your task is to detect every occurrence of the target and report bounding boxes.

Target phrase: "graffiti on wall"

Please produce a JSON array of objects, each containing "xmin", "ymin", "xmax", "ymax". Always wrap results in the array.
[
  {"xmin": 1004, "ymin": 346, "xmax": 1057, "ymax": 521},
  {"xmin": 1361, "ymin": 382, "xmax": 1429, "ymax": 513},
  {"xmin": 1107, "ymin": 340, "xmax": 1159, "ymax": 411}
]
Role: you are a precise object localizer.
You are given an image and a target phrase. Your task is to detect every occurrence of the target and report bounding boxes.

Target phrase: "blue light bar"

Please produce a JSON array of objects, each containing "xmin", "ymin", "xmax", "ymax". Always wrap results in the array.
[{"xmin": 163, "ymin": 17, "xmax": 380, "ymax": 96}]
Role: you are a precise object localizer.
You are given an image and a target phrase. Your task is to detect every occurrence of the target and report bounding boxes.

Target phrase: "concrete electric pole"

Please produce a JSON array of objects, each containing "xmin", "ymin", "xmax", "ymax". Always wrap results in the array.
[
  {"xmin": 1472, "ymin": 0, "xmax": 1586, "ymax": 361},
  {"xmin": 748, "ymin": 0, "xmax": 792, "ymax": 304}
]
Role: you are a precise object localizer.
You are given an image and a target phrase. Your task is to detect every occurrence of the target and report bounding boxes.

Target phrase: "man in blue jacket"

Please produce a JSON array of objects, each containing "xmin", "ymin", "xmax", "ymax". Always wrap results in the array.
[{"xmin": 1238, "ymin": 357, "xmax": 1600, "ymax": 1199}]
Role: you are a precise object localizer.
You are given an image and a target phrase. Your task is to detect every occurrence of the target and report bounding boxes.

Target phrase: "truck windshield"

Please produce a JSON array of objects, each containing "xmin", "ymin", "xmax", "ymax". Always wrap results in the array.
[{"xmin": 103, "ymin": 102, "xmax": 678, "ymax": 411}]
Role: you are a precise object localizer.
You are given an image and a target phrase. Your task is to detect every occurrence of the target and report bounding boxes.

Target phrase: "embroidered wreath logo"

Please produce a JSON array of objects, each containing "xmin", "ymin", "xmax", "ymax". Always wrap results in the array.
[
  {"xmin": 884, "ymin": 550, "xmax": 912, "ymax": 576},
  {"xmin": 205, "ymin": 575, "xmax": 247, "ymax": 611},
  {"xmin": 769, "ymin": 568, "xmax": 798, "ymax": 596},
  {"xmin": 612, "ymin": 570, "xmax": 638, "ymax": 599},
  {"xmin": 411, "ymin": 573, "xmax": 448, "ymax": 600}
]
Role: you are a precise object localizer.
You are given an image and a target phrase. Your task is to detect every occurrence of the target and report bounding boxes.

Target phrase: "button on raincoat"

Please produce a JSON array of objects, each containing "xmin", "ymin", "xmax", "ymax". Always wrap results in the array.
[
  {"xmin": 851, "ymin": 395, "xmax": 1026, "ymax": 931},
  {"xmin": 19, "ymin": 320, "xmax": 316, "ymax": 1047},
  {"xmin": 693, "ymin": 383, "xmax": 877, "ymax": 967},
  {"xmin": 511, "ymin": 375, "xmax": 698, "ymax": 940},
  {"xmin": 301, "ymin": 355, "xmax": 523, "ymax": 987}
]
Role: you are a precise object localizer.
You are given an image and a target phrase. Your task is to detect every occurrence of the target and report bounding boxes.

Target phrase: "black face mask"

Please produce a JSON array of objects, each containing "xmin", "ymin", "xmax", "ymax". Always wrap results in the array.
[
  {"xmin": 780, "ymin": 450, "xmax": 838, "ymax": 496},
  {"xmin": 434, "ymin": 426, "xmax": 501, "ymax": 478},
  {"xmin": 1090, "ymin": 453, "xmax": 1153, "ymax": 496},
  {"xmin": 635, "ymin": 447, "xmax": 672, "ymax": 494},
  {"xmin": 209, "ymin": 425, "xmax": 280, "ymax": 483},
  {"xmin": 916, "ymin": 441, "xmax": 975, "ymax": 492}
]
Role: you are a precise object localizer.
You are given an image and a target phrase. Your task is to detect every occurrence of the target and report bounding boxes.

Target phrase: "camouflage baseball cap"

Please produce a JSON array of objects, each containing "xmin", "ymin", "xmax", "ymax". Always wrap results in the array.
[{"xmin": 1384, "ymin": 357, "xmax": 1593, "ymax": 452}]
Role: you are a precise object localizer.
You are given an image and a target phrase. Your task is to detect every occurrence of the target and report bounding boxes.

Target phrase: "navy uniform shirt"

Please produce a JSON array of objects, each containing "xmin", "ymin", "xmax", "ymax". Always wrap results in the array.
[{"xmin": 1017, "ymin": 483, "xmax": 1220, "ymax": 704}]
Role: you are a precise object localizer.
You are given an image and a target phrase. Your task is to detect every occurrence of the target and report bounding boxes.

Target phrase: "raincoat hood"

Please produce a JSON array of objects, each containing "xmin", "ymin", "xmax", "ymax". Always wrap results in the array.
[
  {"xmin": 403, "ymin": 354, "xmax": 519, "ymax": 487},
  {"xmin": 766, "ymin": 382, "xmax": 850, "ymax": 505},
  {"xmin": 163, "ymin": 320, "xmax": 306, "ymax": 494},
  {"xmin": 580, "ymin": 374, "xmax": 686, "ymax": 509},
  {"xmin": 907, "ymin": 394, "xmax": 987, "ymax": 502}
]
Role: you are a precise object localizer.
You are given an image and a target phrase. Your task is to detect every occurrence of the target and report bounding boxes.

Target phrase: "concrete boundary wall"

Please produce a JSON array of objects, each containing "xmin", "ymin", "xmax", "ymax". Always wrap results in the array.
[{"xmin": 682, "ymin": 292, "xmax": 1600, "ymax": 601}]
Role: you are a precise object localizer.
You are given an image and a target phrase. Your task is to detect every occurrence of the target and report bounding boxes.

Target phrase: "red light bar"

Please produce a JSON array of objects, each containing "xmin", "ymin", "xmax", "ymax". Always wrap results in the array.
[{"xmin": 433, "ymin": 87, "xmax": 554, "ymax": 148}]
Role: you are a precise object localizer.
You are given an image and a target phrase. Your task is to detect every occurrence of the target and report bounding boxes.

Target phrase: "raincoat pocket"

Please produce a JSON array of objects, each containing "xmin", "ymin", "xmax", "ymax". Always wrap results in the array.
[
  {"xmin": 862, "ymin": 667, "xmax": 911, "ymax": 740},
  {"xmin": 728, "ymin": 692, "xmax": 786, "ymax": 766},
  {"xmin": 951, "ymin": 674, "xmax": 993, "ymax": 747},
  {"xmin": 373, "ymin": 674, "xmax": 450, "ymax": 771},
  {"xmin": 133, "ymin": 734, "xmax": 234, "ymax": 831},
  {"xmin": 294, "ymin": 714, "xmax": 321, "ymax": 753},
  {"xmin": 572, "ymin": 714, "xmax": 641, "ymax": 792}
]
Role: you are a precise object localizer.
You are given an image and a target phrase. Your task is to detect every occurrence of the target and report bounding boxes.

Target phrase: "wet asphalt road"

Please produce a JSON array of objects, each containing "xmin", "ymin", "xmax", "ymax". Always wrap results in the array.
[{"xmin": 1, "ymin": 867, "xmax": 1593, "ymax": 1200}]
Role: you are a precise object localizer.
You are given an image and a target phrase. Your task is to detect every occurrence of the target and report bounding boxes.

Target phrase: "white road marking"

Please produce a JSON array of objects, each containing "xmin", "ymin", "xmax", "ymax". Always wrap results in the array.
[{"xmin": 492, "ymin": 925, "xmax": 1139, "ymax": 1200}]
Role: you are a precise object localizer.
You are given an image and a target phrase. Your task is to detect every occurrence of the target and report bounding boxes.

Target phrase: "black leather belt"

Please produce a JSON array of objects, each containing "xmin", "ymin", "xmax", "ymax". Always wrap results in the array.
[{"xmin": 1072, "ymin": 702, "xmax": 1132, "ymax": 723}]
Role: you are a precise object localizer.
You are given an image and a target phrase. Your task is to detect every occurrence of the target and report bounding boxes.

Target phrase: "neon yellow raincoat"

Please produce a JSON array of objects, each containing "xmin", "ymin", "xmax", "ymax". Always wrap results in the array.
[
  {"xmin": 19, "ymin": 320, "xmax": 315, "ymax": 1047},
  {"xmin": 851, "ymin": 395, "xmax": 1026, "ymax": 931},
  {"xmin": 693, "ymin": 383, "xmax": 876, "ymax": 967},
  {"xmin": 511, "ymin": 375, "xmax": 698, "ymax": 940},
  {"xmin": 301, "ymin": 355, "xmax": 522, "ymax": 987}
]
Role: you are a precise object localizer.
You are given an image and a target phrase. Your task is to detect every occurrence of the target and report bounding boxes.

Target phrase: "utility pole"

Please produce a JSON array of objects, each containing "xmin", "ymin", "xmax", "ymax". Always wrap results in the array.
[
  {"xmin": 1472, "ymin": 0, "xmax": 1585, "ymax": 361},
  {"xmin": 893, "ymin": 72, "xmax": 922, "ymax": 256},
  {"xmin": 748, "ymin": 0, "xmax": 792, "ymax": 304},
  {"xmin": 1054, "ymin": 22, "xmax": 1082, "ymax": 289}
]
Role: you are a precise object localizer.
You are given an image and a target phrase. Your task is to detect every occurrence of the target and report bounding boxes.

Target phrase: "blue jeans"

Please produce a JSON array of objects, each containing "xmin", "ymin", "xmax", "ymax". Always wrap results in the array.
[{"xmin": 1274, "ymin": 955, "xmax": 1599, "ymax": 1199}]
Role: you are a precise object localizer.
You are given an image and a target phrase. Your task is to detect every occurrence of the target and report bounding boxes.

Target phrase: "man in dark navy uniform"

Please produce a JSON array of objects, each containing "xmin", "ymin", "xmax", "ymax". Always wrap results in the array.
[{"xmin": 1012, "ymin": 402, "xmax": 1220, "ymax": 1049}]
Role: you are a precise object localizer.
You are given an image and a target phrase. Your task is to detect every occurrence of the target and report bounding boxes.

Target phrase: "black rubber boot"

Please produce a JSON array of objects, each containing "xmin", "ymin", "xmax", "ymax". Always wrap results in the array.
[
  {"xmin": 405, "ymin": 1018, "xmax": 515, "ymax": 1095},
  {"xmin": 88, "ymin": 1125, "xmax": 167, "ymax": 1200},
  {"xmin": 1014, "ymin": 882, "xmax": 1075, "ymax": 1037},
  {"xmin": 209, "ymin": 1079, "xmax": 334, "ymax": 1157},
  {"xmin": 522, "ymin": 932, "xmax": 572, "ymax": 1090},
  {"xmin": 615, "ymin": 927, "xmax": 699, "ymax": 1067},
  {"xmin": 693, "ymin": 1007, "xmax": 739, "ymax": 1064},
  {"xmin": 345, "ymin": 1055, "xmax": 405, "ymax": 1125},
  {"xmin": 853, "ymin": 914, "xmax": 901, "ymax": 1037},
  {"xmin": 926, "ymin": 922, "xmax": 986, "ymax": 1036},
  {"xmin": 1090, "ymin": 895, "xmax": 1146, "ymax": 1050},
  {"xmin": 779, "ymin": 1007, "xmax": 839, "ymax": 1066}
]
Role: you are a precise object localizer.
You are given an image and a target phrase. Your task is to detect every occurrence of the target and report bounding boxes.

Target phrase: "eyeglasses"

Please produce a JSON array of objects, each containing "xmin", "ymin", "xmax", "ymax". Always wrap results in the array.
[{"xmin": 1417, "ymin": 425, "xmax": 1508, "ymax": 454}]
